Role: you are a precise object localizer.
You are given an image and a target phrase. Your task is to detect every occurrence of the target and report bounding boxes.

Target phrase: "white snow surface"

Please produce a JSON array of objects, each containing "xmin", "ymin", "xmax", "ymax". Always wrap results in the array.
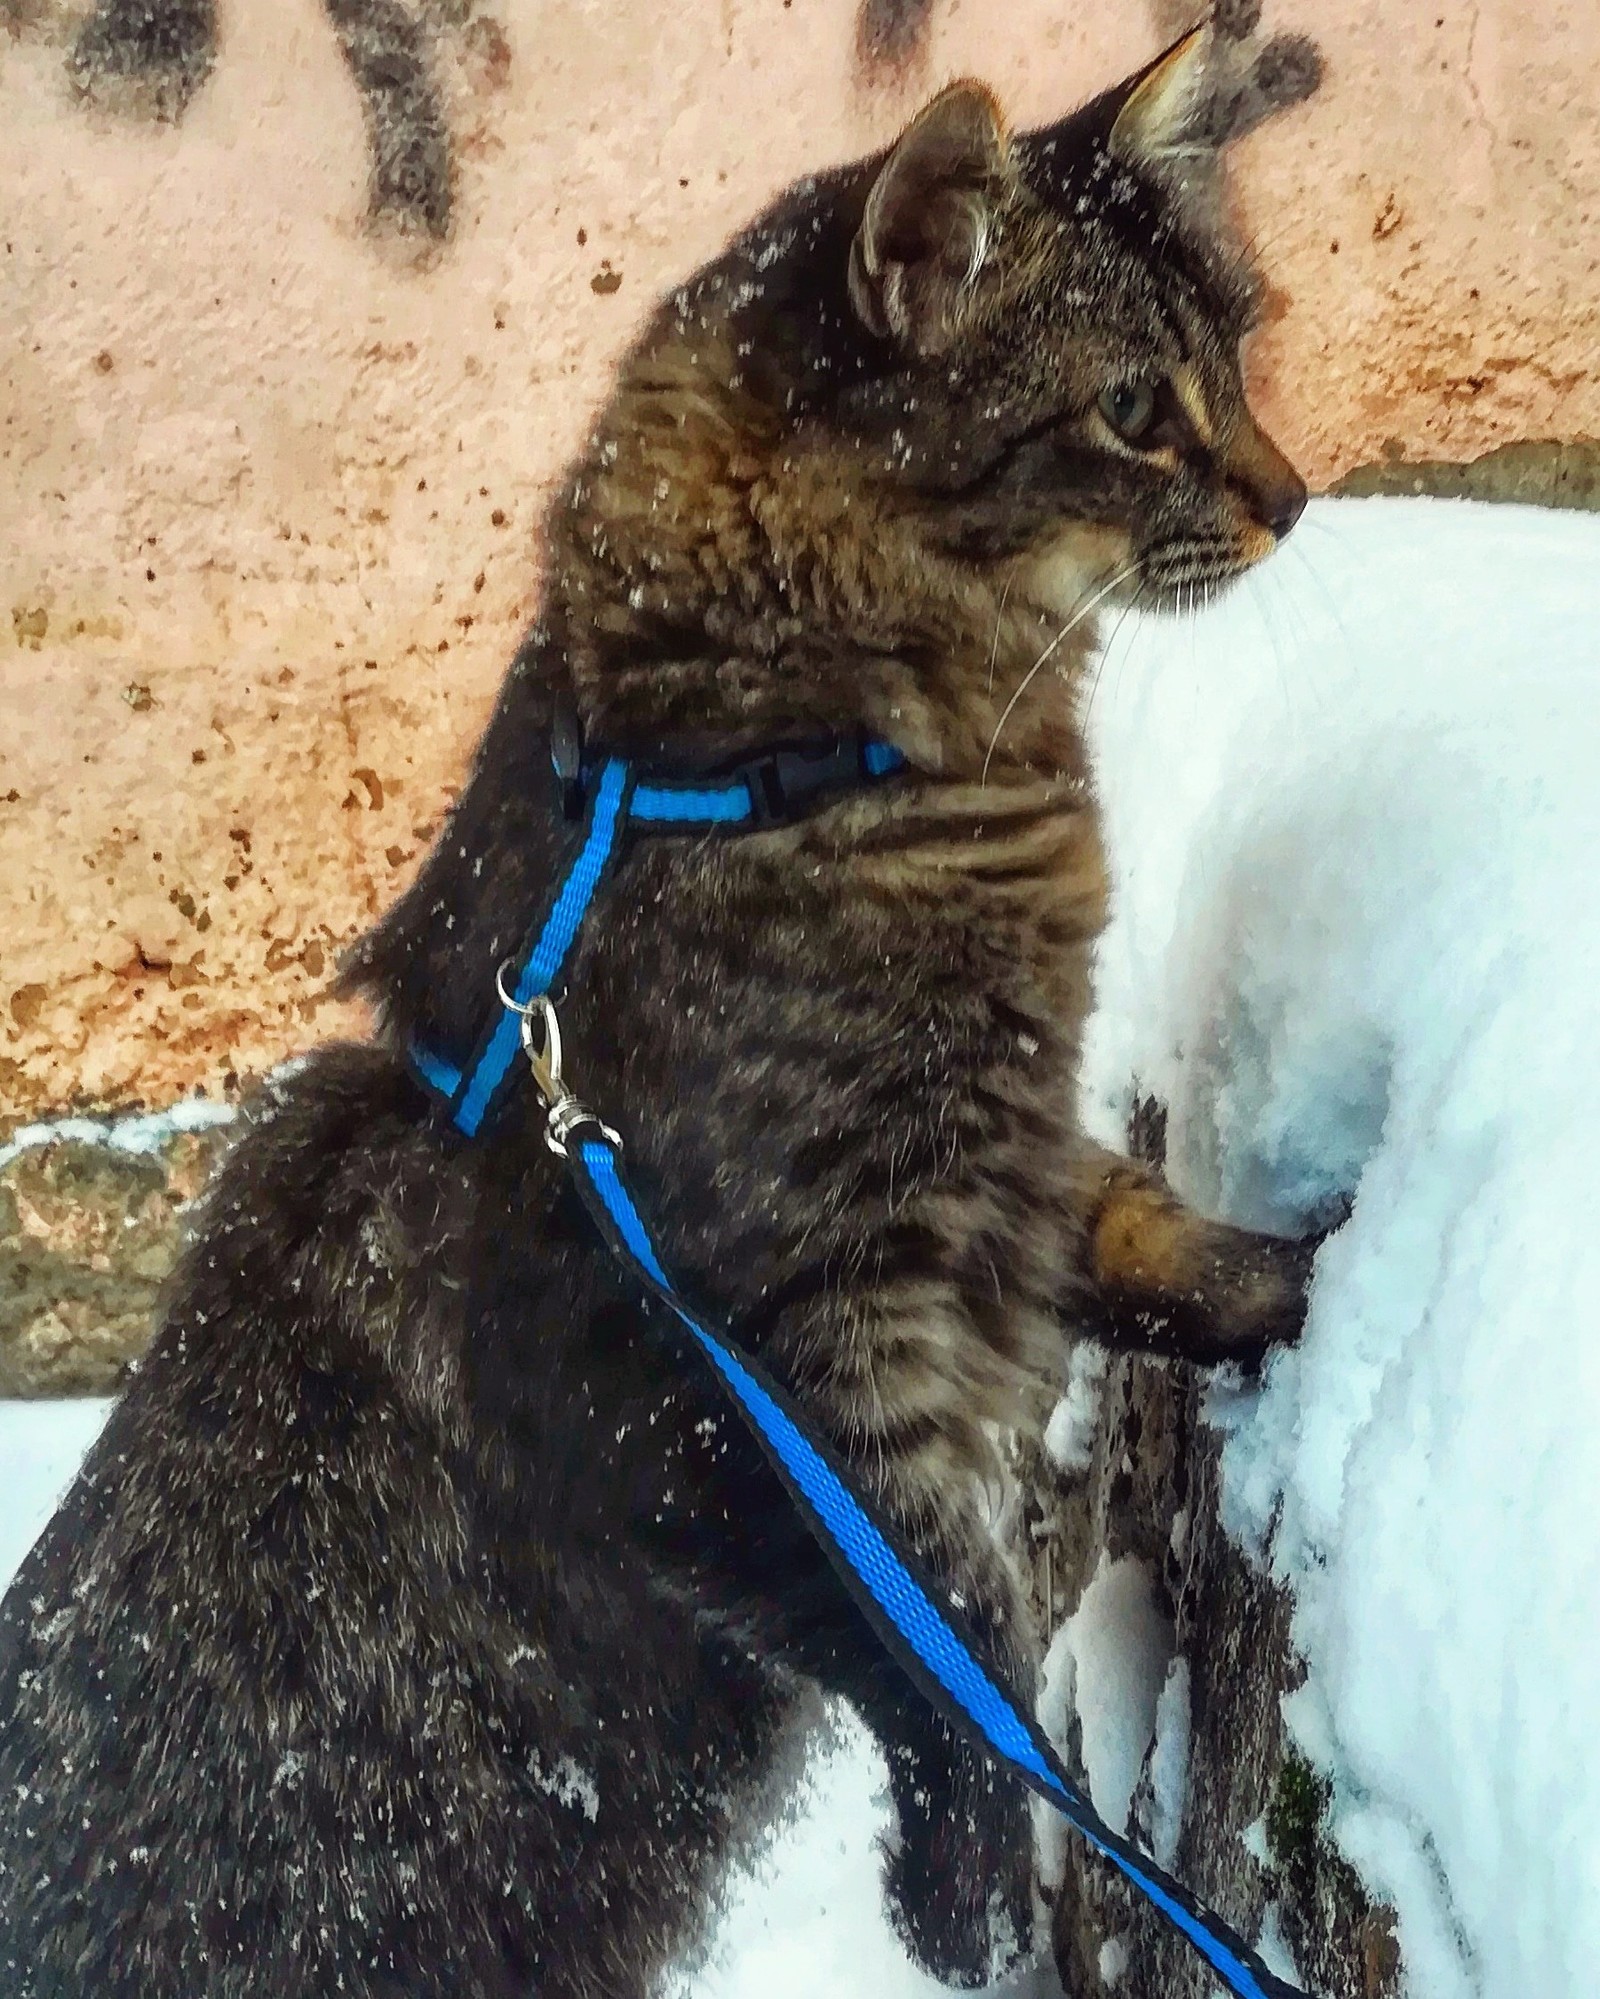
[
  {"xmin": 1042, "ymin": 1555, "xmax": 1173, "ymax": 1840},
  {"xmin": 0, "ymin": 1398, "xmax": 114, "ymax": 1587},
  {"xmin": 4, "ymin": 498, "xmax": 1600, "ymax": 1995},
  {"xmin": 1079, "ymin": 496, "xmax": 1600, "ymax": 1999},
  {"xmin": 1041, "ymin": 1342, "xmax": 1106, "ymax": 1473},
  {"xmin": 0, "ymin": 1095, "xmax": 235, "ymax": 1172}
]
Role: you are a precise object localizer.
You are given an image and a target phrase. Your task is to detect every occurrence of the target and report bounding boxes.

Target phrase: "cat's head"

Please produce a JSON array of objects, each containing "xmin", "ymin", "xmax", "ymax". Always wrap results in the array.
[
  {"xmin": 832, "ymin": 25, "xmax": 1309, "ymax": 615},
  {"xmin": 553, "ymin": 18, "xmax": 1316, "ymax": 767}
]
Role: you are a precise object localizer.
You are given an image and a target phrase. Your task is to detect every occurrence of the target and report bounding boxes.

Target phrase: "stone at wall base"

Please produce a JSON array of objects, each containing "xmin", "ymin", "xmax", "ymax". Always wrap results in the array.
[
  {"xmin": 0, "ymin": 1127, "xmax": 230, "ymax": 1397},
  {"xmin": 1335, "ymin": 437, "xmax": 1600, "ymax": 510}
]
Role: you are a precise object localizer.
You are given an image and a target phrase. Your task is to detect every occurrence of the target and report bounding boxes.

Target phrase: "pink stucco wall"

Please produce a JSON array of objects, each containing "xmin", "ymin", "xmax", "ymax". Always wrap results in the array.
[{"xmin": 3, "ymin": 0, "xmax": 1597, "ymax": 1121}]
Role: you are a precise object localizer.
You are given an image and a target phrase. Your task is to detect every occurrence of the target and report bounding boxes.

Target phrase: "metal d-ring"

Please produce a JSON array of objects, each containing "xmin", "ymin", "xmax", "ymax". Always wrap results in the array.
[
  {"xmin": 493, "ymin": 962, "xmax": 621, "ymax": 1159},
  {"xmin": 494, "ymin": 964, "xmax": 563, "ymax": 1100}
]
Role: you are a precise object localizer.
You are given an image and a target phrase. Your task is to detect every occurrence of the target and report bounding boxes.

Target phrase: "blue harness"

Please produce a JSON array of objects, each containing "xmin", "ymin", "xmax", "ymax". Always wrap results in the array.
[{"xmin": 410, "ymin": 726, "xmax": 1309, "ymax": 1999}]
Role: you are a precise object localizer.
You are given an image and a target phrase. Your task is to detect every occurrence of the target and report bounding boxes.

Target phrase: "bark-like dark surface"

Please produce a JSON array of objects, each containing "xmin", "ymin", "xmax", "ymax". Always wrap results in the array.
[{"xmin": 1023, "ymin": 1104, "xmax": 1403, "ymax": 1999}]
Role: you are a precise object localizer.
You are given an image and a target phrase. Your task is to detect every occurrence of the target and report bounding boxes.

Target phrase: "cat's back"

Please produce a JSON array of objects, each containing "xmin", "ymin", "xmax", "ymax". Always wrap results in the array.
[{"xmin": 0, "ymin": 1043, "xmax": 727, "ymax": 1998}]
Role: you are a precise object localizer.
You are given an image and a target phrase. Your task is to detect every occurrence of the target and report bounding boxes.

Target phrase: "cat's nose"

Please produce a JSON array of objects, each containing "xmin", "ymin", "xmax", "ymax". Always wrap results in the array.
[
  {"xmin": 1259, "ymin": 471, "xmax": 1307, "ymax": 541},
  {"xmin": 1227, "ymin": 415, "xmax": 1308, "ymax": 544}
]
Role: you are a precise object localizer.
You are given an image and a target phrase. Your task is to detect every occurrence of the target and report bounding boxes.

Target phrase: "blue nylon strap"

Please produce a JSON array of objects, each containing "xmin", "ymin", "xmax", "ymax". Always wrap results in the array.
[
  {"xmin": 630, "ymin": 743, "xmax": 906, "ymax": 824},
  {"xmin": 410, "ymin": 1043, "xmax": 464, "ymax": 1099},
  {"xmin": 516, "ymin": 758, "xmax": 632, "ymax": 998},
  {"xmin": 412, "ymin": 738, "xmax": 907, "ymax": 1136},
  {"xmin": 447, "ymin": 759, "xmax": 631, "ymax": 1138},
  {"xmin": 570, "ymin": 1133, "xmax": 1306, "ymax": 1999},
  {"xmin": 631, "ymin": 782, "xmax": 754, "ymax": 824}
]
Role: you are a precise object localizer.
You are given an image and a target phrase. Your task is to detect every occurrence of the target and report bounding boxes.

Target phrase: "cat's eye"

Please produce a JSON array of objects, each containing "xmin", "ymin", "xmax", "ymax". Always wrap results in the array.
[{"xmin": 1097, "ymin": 379, "xmax": 1159, "ymax": 445}]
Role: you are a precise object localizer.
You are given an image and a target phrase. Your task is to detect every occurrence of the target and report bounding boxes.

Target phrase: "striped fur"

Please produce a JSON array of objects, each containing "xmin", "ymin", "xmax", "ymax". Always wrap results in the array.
[{"xmin": 0, "ymin": 29, "xmax": 1320, "ymax": 1998}]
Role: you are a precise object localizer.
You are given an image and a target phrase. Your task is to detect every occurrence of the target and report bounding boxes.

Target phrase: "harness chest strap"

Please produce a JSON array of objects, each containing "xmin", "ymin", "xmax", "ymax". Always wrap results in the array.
[
  {"xmin": 413, "ymin": 734, "xmax": 905, "ymax": 1140},
  {"xmin": 408, "ymin": 730, "xmax": 1311, "ymax": 1999}
]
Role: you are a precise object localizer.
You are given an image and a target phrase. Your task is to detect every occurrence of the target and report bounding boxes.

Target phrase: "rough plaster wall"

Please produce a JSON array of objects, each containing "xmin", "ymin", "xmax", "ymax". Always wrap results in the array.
[{"xmin": 2, "ymin": 0, "xmax": 1597, "ymax": 1122}]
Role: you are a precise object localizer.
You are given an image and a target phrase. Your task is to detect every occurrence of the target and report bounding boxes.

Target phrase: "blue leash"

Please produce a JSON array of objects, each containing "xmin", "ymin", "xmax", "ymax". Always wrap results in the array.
[{"xmin": 411, "ymin": 734, "xmax": 1309, "ymax": 1999}]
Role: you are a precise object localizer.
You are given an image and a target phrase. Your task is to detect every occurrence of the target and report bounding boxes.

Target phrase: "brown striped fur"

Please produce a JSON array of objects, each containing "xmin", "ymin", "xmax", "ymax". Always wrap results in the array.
[{"xmin": 0, "ymin": 22, "xmax": 1323, "ymax": 1998}]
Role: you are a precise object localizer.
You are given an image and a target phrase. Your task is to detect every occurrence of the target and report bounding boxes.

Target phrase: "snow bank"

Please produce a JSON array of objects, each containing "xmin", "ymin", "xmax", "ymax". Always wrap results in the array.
[{"xmin": 1081, "ymin": 496, "xmax": 1600, "ymax": 1998}]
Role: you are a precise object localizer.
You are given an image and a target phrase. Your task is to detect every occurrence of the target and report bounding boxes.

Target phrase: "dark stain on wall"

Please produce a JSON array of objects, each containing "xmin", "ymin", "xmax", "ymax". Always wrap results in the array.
[
  {"xmin": 41, "ymin": 0, "xmax": 498, "ymax": 243},
  {"xmin": 324, "ymin": 0, "xmax": 453, "ymax": 239},
  {"xmin": 854, "ymin": 0, "xmax": 936, "ymax": 80},
  {"xmin": 69, "ymin": 0, "xmax": 215, "ymax": 122}
]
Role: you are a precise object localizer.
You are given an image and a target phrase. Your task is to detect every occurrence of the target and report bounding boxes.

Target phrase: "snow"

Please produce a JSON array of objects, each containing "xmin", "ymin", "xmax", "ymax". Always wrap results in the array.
[
  {"xmin": 0, "ymin": 1096, "xmax": 234, "ymax": 1172},
  {"xmin": 1256, "ymin": 1902, "xmax": 1305, "ymax": 1991},
  {"xmin": 674, "ymin": 1706, "xmax": 1060, "ymax": 1999},
  {"xmin": 1041, "ymin": 1342, "xmax": 1106, "ymax": 1473},
  {"xmin": 0, "ymin": 1397, "xmax": 114, "ymax": 1588},
  {"xmin": 1147, "ymin": 1654, "xmax": 1192, "ymax": 1871},
  {"xmin": 1081, "ymin": 495, "xmax": 1600, "ymax": 1999},
  {"xmin": 1040, "ymin": 1554, "xmax": 1173, "ymax": 1840},
  {"xmin": 6, "ymin": 496, "xmax": 1600, "ymax": 1995}
]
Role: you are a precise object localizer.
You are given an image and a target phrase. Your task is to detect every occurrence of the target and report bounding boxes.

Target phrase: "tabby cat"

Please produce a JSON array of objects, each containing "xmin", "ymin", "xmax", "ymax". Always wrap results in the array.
[{"xmin": 0, "ymin": 19, "xmax": 1319, "ymax": 1997}]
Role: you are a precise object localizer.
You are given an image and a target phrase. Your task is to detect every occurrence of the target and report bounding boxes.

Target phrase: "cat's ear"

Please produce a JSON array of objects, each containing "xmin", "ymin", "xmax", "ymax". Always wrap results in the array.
[
  {"xmin": 1109, "ymin": 22, "xmax": 1215, "ymax": 165},
  {"xmin": 1108, "ymin": 15, "xmax": 1322, "ymax": 176},
  {"xmin": 848, "ymin": 82, "xmax": 1009, "ymax": 359}
]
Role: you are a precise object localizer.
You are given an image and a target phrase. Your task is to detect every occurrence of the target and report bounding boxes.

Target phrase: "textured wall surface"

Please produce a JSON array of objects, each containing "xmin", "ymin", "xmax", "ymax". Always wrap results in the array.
[{"xmin": 2, "ymin": 0, "xmax": 1598, "ymax": 1124}]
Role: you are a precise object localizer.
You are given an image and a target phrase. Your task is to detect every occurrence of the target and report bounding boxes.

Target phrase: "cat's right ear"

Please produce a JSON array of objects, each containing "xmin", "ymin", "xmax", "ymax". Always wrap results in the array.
[
  {"xmin": 848, "ymin": 82, "xmax": 1008, "ymax": 359},
  {"xmin": 1108, "ymin": 15, "xmax": 1322, "ymax": 168}
]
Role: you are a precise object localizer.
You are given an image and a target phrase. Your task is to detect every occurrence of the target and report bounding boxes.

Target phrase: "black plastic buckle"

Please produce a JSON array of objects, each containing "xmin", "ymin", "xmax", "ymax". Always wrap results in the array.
[
  {"xmin": 550, "ymin": 696, "xmax": 586, "ymax": 821},
  {"xmin": 737, "ymin": 737, "xmax": 865, "ymax": 827}
]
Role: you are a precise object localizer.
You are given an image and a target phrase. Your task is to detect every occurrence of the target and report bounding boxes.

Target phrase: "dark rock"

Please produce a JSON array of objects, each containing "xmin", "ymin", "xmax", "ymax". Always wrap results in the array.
[
  {"xmin": 1016, "ymin": 1100, "xmax": 1402, "ymax": 1999},
  {"xmin": 1335, "ymin": 438, "xmax": 1600, "ymax": 512},
  {"xmin": 0, "ymin": 1126, "xmax": 229, "ymax": 1396}
]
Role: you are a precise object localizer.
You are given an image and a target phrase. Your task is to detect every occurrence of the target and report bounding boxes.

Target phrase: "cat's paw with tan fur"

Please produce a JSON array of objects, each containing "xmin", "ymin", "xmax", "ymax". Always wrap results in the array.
[{"xmin": 1085, "ymin": 1173, "xmax": 1326, "ymax": 1368}]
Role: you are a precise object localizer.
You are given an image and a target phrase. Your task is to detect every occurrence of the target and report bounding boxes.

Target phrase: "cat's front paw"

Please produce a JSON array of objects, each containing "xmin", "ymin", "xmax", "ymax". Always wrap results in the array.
[
  {"xmin": 1208, "ymin": 1224, "xmax": 1319, "ymax": 1366},
  {"xmin": 883, "ymin": 1790, "xmax": 1034, "ymax": 1988},
  {"xmin": 1219, "ymin": 1187, "xmax": 1358, "ymax": 1362},
  {"xmin": 1087, "ymin": 1167, "xmax": 1337, "ymax": 1368}
]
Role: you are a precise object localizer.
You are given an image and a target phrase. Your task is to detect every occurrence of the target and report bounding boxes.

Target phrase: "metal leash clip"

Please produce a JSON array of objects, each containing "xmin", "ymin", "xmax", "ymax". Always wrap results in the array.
[{"xmin": 494, "ymin": 965, "xmax": 622, "ymax": 1159}]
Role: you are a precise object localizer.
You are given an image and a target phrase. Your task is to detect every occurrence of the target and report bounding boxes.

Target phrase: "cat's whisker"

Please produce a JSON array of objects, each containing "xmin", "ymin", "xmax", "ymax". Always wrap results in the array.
[
  {"xmin": 1275, "ymin": 527, "xmax": 1356, "ymax": 653},
  {"xmin": 1240, "ymin": 567, "xmax": 1298, "ymax": 722},
  {"xmin": 1278, "ymin": 537, "xmax": 1362, "ymax": 710},
  {"xmin": 1236, "ymin": 217, "xmax": 1310, "ymax": 268},
  {"xmin": 1265, "ymin": 551, "xmax": 1326, "ymax": 672},
  {"xmin": 987, "ymin": 570, "xmax": 1016, "ymax": 697},
  {"xmin": 1080, "ymin": 587, "xmax": 1145, "ymax": 734},
  {"xmin": 981, "ymin": 562, "xmax": 1140, "ymax": 786}
]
